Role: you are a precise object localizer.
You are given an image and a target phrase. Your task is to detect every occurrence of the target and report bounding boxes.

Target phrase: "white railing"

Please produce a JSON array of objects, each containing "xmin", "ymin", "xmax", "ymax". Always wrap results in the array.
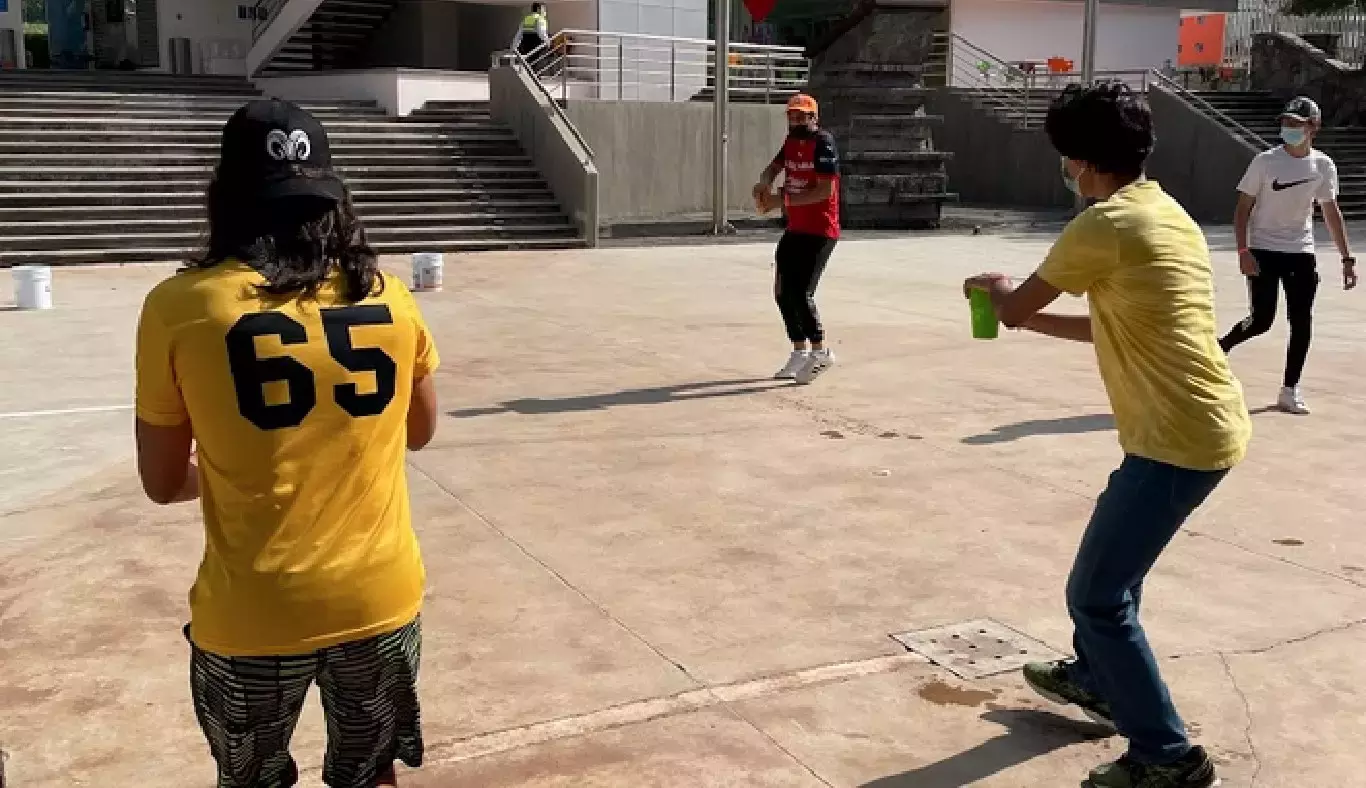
[
  {"xmin": 526, "ymin": 29, "xmax": 810, "ymax": 102},
  {"xmin": 1225, "ymin": 0, "xmax": 1366, "ymax": 68}
]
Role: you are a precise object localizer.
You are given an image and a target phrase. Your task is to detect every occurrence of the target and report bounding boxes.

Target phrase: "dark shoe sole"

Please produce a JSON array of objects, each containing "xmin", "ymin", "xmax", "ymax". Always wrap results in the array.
[
  {"xmin": 1081, "ymin": 780, "xmax": 1220, "ymax": 788},
  {"xmin": 1023, "ymin": 674, "xmax": 1117, "ymax": 732}
]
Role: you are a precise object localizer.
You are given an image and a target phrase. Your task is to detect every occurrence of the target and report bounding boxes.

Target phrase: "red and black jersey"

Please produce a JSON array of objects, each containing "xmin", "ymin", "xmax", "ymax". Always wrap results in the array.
[{"xmin": 773, "ymin": 128, "xmax": 841, "ymax": 239}]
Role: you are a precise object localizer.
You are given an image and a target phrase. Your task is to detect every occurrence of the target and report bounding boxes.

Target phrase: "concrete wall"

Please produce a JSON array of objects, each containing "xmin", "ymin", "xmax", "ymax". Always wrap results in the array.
[
  {"xmin": 546, "ymin": 0, "xmax": 598, "ymax": 33},
  {"xmin": 258, "ymin": 68, "xmax": 491, "ymax": 114},
  {"xmin": 0, "ymin": 0, "xmax": 25, "ymax": 69},
  {"xmin": 159, "ymin": 0, "xmax": 254, "ymax": 74},
  {"xmin": 925, "ymin": 90, "xmax": 1073, "ymax": 210},
  {"xmin": 598, "ymin": 0, "xmax": 707, "ymax": 39},
  {"xmin": 1250, "ymin": 31, "xmax": 1366, "ymax": 126},
  {"xmin": 1146, "ymin": 82, "xmax": 1257, "ymax": 224},
  {"xmin": 951, "ymin": 0, "xmax": 1179, "ymax": 75},
  {"xmin": 490, "ymin": 59, "xmax": 599, "ymax": 243},
  {"xmin": 364, "ymin": 1, "xmax": 430, "ymax": 68},
  {"xmin": 258, "ymin": 69, "xmax": 403, "ymax": 111},
  {"xmin": 454, "ymin": 3, "xmax": 524, "ymax": 71},
  {"xmin": 560, "ymin": 99, "xmax": 786, "ymax": 222}
]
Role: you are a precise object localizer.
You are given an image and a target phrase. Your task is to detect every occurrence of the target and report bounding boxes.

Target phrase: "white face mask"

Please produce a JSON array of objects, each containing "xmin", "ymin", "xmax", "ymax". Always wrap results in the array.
[
  {"xmin": 1281, "ymin": 126, "xmax": 1308, "ymax": 147},
  {"xmin": 1061, "ymin": 159, "xmax": 1086, "ymax": 195}
]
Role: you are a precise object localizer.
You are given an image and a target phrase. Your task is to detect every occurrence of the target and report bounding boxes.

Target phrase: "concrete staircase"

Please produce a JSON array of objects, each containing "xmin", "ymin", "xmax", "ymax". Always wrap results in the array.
[
  {"xmin": 0, "ymin": 73, "xmax": 580, "ymax": 266},
  {"xmin": 264, "ymin": 0, "xmax": 400, "ymax": 73},
  {"xmin": 808, "ymin": 61, "xmax": 955, "ymax": 228},
  {"xmin": 942, "ymin": 88, "xmax": 1055, "ymax": 130},
  {"xmin": 1191, "ymin": 90, "xmax": 1366, "ymax": 219}
]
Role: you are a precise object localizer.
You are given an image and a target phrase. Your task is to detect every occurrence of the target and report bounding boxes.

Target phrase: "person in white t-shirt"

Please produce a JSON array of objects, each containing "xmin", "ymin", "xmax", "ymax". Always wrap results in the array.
[{"xmin": 1221, "ymin": 96, "xmax": 1358, "ymax": 415}]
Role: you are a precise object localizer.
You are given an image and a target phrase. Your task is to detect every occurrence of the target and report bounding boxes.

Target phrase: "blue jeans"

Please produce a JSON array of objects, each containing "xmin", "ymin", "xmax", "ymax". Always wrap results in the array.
[{"xmin": 1066, "ymin": 455, "xmax": 1228, "ymax": 765}]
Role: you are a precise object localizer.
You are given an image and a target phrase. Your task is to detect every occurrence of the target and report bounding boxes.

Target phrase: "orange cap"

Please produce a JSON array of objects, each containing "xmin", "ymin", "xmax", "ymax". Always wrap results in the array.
[{"xmin": 786, "ymin": 93, "xmax": 819, "ymax": 115}]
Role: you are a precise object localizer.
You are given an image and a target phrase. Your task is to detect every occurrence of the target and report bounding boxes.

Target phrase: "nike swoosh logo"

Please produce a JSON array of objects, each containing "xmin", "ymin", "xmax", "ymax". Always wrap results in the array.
[{"xmin": 1271, "ymin": 178, "xmax": 1313, "ymax": 191}]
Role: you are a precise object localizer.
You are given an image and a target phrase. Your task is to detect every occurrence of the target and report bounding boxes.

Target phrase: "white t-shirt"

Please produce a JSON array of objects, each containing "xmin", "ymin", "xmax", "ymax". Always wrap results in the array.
[{"xmin": 1238, "ymin": 146, "xmax": 1338, "ymax": 254}]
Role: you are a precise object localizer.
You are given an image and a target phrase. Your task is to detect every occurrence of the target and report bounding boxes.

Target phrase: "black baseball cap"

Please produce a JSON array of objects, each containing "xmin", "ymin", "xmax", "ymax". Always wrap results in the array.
[
  {"xmin": 1280, "ymin": 96, "xmax": 1322, "ymax": 123},
  {"xmin": 218, "ymin": 99, "xmax": 346, "ymax": 206}
]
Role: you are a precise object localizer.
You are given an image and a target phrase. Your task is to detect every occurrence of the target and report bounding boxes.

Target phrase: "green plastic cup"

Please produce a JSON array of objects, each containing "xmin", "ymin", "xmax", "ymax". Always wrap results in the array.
[{"xmin": 968, "ymin": 288, "xmax": 999, "ymax": 339}]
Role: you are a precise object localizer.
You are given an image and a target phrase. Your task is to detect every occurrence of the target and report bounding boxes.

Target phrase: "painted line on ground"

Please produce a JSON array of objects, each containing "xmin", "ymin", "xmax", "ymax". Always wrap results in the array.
[
  {"xmin": 0, "ymin": 404, "xmax": 133, "ymax": 420},
  {"xmin": 415, "ymin": 652, "xmax": 930, "ymax": 769}
]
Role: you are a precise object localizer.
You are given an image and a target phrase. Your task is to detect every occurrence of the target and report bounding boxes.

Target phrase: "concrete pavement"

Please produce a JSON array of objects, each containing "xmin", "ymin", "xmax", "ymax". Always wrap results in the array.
[{"xmin": 2, "ymin": 231, "xmax": 1364, "ymax": 787}]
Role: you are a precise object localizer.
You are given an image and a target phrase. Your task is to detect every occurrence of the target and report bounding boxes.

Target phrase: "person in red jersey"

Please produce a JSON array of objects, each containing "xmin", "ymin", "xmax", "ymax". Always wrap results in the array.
[{"xmin": 754, "ymin": 92, "xmax": 841, "ymax": 385}]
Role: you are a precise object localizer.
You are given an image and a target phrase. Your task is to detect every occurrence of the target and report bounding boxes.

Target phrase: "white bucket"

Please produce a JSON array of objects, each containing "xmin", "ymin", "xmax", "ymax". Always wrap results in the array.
[
  {"xmin": 13, "ymin": 265, "xmax": 53, "ymax": 310},
  {"xmin": 411, "ymin": 252, "xmax": 444, "ymax": 292}
]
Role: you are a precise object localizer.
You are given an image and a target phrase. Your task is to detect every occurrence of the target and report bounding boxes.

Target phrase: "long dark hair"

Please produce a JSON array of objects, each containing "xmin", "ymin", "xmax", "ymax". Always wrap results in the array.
[{"xmin": 191, "ymin": 171, "xmax": 383, "ymax": 303}]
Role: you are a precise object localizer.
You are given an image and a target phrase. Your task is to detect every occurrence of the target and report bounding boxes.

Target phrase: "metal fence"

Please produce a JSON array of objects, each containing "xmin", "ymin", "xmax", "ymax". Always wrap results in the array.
[
  {"xmin": 1224, "ymin": 0, "xmax": 1366, "ymax": 68},
  {"xmin": 527, "ymin": 29, "xmax": 810, "ymax": 103}
]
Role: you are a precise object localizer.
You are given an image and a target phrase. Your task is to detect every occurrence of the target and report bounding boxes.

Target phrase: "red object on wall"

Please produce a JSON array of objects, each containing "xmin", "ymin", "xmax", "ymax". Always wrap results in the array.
[
  {"xmin": 1179, "ymin": 14, "xmax": 1226, "ymax": 67},
  {"xmin": 745, "ymin": 0, "xmax": 779, "ymax": 22}
]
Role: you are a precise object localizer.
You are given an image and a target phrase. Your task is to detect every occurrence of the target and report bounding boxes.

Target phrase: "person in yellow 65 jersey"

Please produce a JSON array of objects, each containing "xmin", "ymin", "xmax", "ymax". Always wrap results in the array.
[{"xmin": 134, "ymin": 99, "xmax": 439, "ymax": 788}]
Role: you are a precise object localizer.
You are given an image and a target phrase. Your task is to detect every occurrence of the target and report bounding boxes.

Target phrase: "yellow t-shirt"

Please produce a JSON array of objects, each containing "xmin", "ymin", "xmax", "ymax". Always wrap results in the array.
[
  {"xmin": 135, "ymin": 262, "xmax": 439, "ymax": 657},
  {"xmin": 1037, "ymin": 180, "xmax": 1250, "ymax": 471}
]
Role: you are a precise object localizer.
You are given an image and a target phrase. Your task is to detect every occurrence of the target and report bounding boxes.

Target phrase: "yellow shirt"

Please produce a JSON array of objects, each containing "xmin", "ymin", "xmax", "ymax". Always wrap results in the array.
[
  {"xmin": 135, "ymin": 263, "xmax": 439, "ymax": 656},
  {"xmin": 1037, "ymin": 181, "xmax": 1250, "ymax": 471}
]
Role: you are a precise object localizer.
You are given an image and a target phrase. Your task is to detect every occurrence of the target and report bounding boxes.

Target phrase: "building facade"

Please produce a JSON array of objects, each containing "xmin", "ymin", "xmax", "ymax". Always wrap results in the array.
[
  {"xmin": 0, "ymin": 0, "xmax": 710, "ymax": 76},
  {"xmin": 0, "ymin": 0, "xmax": 1237, "ymax": 79}
]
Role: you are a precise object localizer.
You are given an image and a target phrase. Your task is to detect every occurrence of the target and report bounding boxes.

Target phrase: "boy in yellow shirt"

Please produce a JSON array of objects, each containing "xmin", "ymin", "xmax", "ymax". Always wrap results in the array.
[
  {"xmin": 135, "ymin": 100, "xmax": 440, "ymax": 788},
  {"xmin": 965, "ymin": 83, "xmax": 1249, "ymax": 788}
]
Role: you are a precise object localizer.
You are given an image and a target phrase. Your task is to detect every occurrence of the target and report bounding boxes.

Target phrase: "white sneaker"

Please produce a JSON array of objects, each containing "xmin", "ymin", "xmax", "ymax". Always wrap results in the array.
[
  {"xmin": 1277, "ymin": 386, "xmax": 1310, "ymax": 415},
  {"xmin": 795, "ymin": 348, "xmax": 835, "ymax": 385},
  {"xmin": 775, "ymin": 350, "xmax": 810, "ymax": 380}
]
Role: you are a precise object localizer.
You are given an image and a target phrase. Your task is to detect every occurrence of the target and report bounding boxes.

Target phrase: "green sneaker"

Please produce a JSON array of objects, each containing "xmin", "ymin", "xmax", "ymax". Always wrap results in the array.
[
  {"xmin": 1083, "ymin": 746, "xmax": 1220, "ymax": 787},
  {"xmin": 1022, "ymin": 659, "xmax": 1115, "ymax": 729}
]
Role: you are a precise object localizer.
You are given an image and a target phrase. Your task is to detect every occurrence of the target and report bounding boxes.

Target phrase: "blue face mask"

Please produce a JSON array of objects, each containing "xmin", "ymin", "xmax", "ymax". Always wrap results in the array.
[{"xmin": 1281, "ymin": 126, "xmax": 1308, "ymax": 147}]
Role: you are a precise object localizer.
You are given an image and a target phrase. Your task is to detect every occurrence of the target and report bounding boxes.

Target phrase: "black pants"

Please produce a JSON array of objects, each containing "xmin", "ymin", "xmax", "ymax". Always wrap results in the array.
[
  {"xmin": 1219, "ymin": 249, "xmax": 1320, "ymax": 387},
  {"xmin": 774, "ymin": 231, "xmax": 837, "ymax": 344},
  {"xmin": 517, "ymin": 33, "xmax": 548, "ymax": 59}
]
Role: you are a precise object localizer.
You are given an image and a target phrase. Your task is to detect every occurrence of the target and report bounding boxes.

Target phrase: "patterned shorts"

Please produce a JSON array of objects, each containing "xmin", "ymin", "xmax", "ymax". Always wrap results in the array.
[{"xmin": 187, "ymin": 618, "xmax": 423, "ymax": 788}]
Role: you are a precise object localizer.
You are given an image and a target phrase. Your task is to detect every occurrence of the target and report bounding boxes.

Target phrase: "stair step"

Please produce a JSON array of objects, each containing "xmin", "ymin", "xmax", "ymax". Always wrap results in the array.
[
  {"xmin": 0, "ymin": 70, "xmax": 577, "ymax": 260},
  {"xmin": 845, "ymin": 151, "xmax": 953, "ymax": 162},
  {"xmin": 0, "ymin": 153, "xmax": 530, "ymax": 166},
  {"xmin": 0, "ymin": 96, "xmax": 381, "ymax": 109},
  {"xmin": 0, "ymin": 164, "xmax": 538, "ymax": 178},
  {"xmin": 0, "ymin": 236, "xmax": 584, "ymax": 265},
  {"xmin": 0, "ymin": 211, "xmax": 568, "ymax": 234},
  {"xmin": 356, "ymin": 199, "xmax": 564, "ymax": 213},
  {"xmin": 365, "ymin": 223, "xmax": 576, "ymax": 239},
  {"xmin": 0, "ymin": 117, "xmax": 503, "ymax": 131},
  {"xmin": 0, "ymin": 201, "xmax": 562, "ymax": 222}
]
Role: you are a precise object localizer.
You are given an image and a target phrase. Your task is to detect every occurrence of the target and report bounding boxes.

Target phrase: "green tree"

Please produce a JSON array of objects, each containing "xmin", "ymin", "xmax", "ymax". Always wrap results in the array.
[{"xmin": 23, "ymin": 0, "xmax": 46, "ymax": 23}]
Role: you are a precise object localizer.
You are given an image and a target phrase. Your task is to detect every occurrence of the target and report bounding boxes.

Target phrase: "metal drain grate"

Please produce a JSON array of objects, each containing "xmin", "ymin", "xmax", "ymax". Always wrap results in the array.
[{"xmin": 891, "ymin": 618, "xmax": 1064, "ymax": 680}]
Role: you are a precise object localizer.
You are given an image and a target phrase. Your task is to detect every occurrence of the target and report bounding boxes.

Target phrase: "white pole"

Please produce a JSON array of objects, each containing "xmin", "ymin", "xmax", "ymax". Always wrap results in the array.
[
  {"xmin": 712, "ymin": 0, "xmax": 731, "ymax": 234},
  {"xmin": 1076, "ymin": 0, "xmax": 1098, "ymax": 213},
  {"xmin": 1081, "ymin": 0, "xmax": 1098, "ymax": 84}
]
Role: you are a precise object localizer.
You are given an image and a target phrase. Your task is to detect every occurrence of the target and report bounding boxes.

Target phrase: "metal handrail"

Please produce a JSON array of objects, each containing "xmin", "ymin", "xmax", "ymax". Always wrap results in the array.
[
  {"xmin": 930, "ymin": 32, "xmax": 1036, "ymax": 125},
  {"xmin": 251, "ymin": 0, "xmax": 284, "ymax": 42},
  {"xmin": 1147, "ymin": 69, "xmax": 1271, "ymax": 151},
  {"xmin": 506, "ymin": 48, "xmax": 596, "ymax": 167},
  {"xmin": 534, "ymin": 29, "xmax": 809, "ymax": 102}
]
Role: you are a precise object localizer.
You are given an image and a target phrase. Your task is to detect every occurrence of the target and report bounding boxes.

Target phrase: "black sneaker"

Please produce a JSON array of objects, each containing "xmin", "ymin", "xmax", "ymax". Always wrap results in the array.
[
  {"xmin": 1084, "ymin": 746, "xmax": 1220, "ymax": 787},
  {"xmin": 1022, "ymin": 659, "xmax": 1115, "ymax": 729}
]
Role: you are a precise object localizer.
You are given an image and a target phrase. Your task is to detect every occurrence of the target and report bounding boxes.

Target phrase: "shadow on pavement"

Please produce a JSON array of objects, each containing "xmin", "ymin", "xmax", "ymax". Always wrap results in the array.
[
  {"xmin": 448, "ymin": 378, "xmax": 786, "ymax": 418},
  {"xmin": 961, "ymin": 414, "xmax": 1116, "ymax": 445},
  {"xmin": 860, "ymin": 708, "xmax": 1113, "ymax": 788}
]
